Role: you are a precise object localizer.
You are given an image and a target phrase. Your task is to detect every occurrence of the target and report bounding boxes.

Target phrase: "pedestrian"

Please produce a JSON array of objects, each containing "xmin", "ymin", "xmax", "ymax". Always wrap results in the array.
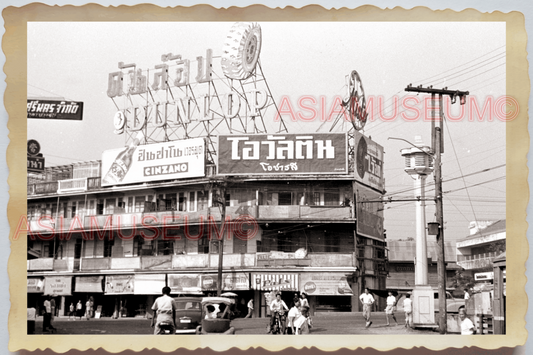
[
  {"xmin": 68, "ymin": 303, "xmax": 75, "ymax": 320},
  {"xmin": 42, "ymin": 296, "xmax": 55, "ymax": 332},
  {"xmin": 27, "ymin": 304, "xmax": 36, "ymax": 334},
  {"xmin": 359, "ymin": 287, "xmax": 375, "ymax": 328},
  {"xmin": 85, "ymin": 298, "xmax": 93, "ymax": 320},
  {"xmin": 459, "ymin": 308, "xmax": 475, "ymax": 335},
  {"xmin": 403, "ymin": 294, "xmax": 413, "ymax": 328},
  {"xmin": 385, "ymin": 291, "xmax": 399, "ymax": 326},
  {"xmin": 151, "ymin": 286, "xmax": 177, "ymax": 335},
  {"xmin": 299, "ymin": 292, "xmax": 310, "ymax": 317},
  {"xmin": 287, "ymin": 300, "xmax": 301, "ymax": 334},
  {"xmin": 245, "ymin": 298, "xmax": 254, "ymax": 318},
  {"xmin": 464, "ymin": 288, "xmax": 471, "ymax": 301},
  {"xmin": 76, "ymin": 300, "xmax": 83, "ymax": 320}
]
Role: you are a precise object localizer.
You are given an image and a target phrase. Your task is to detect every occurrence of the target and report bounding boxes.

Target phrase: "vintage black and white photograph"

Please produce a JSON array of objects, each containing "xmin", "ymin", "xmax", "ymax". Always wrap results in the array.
[{"xmin": 13, "ymin": 7, "xmax": 526, "ymax": 351}]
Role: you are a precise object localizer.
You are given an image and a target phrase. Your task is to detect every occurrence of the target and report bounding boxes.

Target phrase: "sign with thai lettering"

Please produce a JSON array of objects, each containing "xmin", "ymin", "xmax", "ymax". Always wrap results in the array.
[
  {"xmin": 300, "ymin": 273, "xmax": 353, "ymax": 296},
  {"xmin": 475, "ymin": 272, "xmax": 494, "ymax": 281},
  {"xmin": 101, "ymin": 138, "xmax": 205, "ymax": 186},
  {"xmin": 168, "ymin": 274, "xmax": 202, "ymax": 294},
  {"xmin": 202, "ymin": 273, "xmax": 250, "ymax": 291},
  {"xmin": 27, "ymin": 99, "xmax": 84, "ymax": 120},
  {"xmin": 217, "ymin": 133, "xmax": 347, "ymax": 175},
  {"xmin": 353, "ymin": 131, "xmax": 384, "ymax": 192},
  {"xmin": 44, "ymin": 276, "xmax": 72, "ymax": 296},
  {"xmin": 105, "ymin": 275, "xmax": 134, "ymax": 294},
  {"xmin": 355, "ymin": 182, "xmax": 384, "ymax": 240}
]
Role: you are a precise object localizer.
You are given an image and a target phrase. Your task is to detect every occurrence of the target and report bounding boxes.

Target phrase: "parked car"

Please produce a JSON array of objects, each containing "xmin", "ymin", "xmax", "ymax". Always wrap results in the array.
[
  {"xmin": 434, "ymin": 291, "xmax": 466, "ymax": 313},
  {"xmin": 173, "ymin": 297, "xmax": 202, "ymax": 334},
  {"xmin": 195, "ymin": 297, "xmax": 236, "ymax": 334}
]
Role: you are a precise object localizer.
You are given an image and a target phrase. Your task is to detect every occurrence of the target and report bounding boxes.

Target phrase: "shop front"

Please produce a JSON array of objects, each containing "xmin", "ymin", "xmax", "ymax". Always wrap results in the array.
[
  {"xmin": 134, "ymin": 274, "xmax": 166, "ymax": 318},
  {"xmin": 27, "ymin": 277, "xmax": 45, "ymax": 313},
  {"xmin": 43, "ymin": 276, "xmax": 73, "ymax": 317},
  {"xmin": 251, "ymin": 273, "xmax": 299, "ymax": 317},
  {"xmin": 168, "ymin": 273, "xmax": 203, "ymax": 295},
  {"xmin": 300, "ymin": 272, "xmax": 353, "ymax": 314},
  {"xmin": 104, "ymin": 275, "xmax": 136, "ymax": 318},
  {"xmin": 74, "ymin": 275, "xmax": 104, "ymax": 318},
  {"xmin": 202, "ymin": 272, "xmax": 251, "ymax": 317}
]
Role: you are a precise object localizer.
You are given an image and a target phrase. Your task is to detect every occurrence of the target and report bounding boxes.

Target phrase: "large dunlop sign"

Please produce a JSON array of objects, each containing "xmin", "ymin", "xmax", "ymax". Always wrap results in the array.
[{"xmin": 217, "ymin": 133, "xmax": 347, "ymax": 175}]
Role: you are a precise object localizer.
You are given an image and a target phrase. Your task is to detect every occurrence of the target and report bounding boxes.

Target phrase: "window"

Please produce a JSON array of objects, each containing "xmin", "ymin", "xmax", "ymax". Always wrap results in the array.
[
  {"xmin": 198, "ymin": 236, "xmax": 209, "ymax": 254},
  {"xmin": 189, "ymin": 191, "xmax": 196, "ymax": 211},
  {"xmin": 178, "ymin": 192, "xmax": 187, "ymax": 212},
  {"xmin": 197, "ymin": 191, "xmax": 208, "ymax": 210},
  {"xmin": 97, "ymin": 199, "xmax": 104, "ymax": 215},
  {"xmin": 313, "ymin": 192, "xmax": 321, "ymax": 206},
  {"xmin": 70, "ymin": 202, "xmax": 77, "ymax": 218},
  {"xmin": 324, "ymin": 192, "xmax": 339, "ymax": 206},
  {"xmin": 278, "ymin": 192, "xmax": 292, "ymax": 206},
  {"xmin": 74, "ymin": 239, "xmax": 82, "ymax": 259},
  {"xmin": 105, "ymin": 198, "xmax": 116, "ymax": 214},
  {"xmin": 127, "ymin": 197, "xmax": 133, "ymax": 213},
  {"xmin": 157, "ymin": 240, "xmax": 173, "ymax": 255},
  {"xmin": 134, "ymin": 196, "xmax": 145, "ymax": 213},
  {"xmin": 104, "ymin": 239, "xmax": 114, "ymax": 257}
]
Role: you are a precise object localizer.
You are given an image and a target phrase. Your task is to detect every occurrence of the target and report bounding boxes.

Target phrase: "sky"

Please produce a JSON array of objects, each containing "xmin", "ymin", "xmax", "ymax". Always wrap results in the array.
[{"xmin": 27, "ymin": 21, "xmax": 506, "ymax": 244}]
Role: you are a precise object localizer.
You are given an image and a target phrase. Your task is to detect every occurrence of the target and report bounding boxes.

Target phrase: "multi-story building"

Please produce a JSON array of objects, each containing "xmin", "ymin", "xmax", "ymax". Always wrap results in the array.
[
  {"xmin": 27, "ymin": 132, "xmax": 388, "ymax": 318},
  {"xmin": 456, "ymin": 220, "xmax": 506, "ymax": 276}
]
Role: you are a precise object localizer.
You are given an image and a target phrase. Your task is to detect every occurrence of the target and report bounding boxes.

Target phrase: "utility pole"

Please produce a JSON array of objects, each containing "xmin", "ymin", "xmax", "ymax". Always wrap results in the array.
[
  {"xmin": 211, "ymin": 180, "xmax": 227, "ymax": 297},
  {"xmin": 405, "ymin": 85, "xmax": 468, "ymax": 334}
]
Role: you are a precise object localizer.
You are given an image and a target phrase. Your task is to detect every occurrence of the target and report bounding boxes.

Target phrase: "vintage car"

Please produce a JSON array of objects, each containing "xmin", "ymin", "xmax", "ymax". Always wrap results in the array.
[
  {"xmin": 173, "ymin": 296, "xmax": 203, "ymax": 334},
  {"xmin": 195, "ymin": 297, "xmax": 236, "ymax": 334},
  {"xmin": 434, "ymin": 291, "xmax": 466, "ymax": 313}
]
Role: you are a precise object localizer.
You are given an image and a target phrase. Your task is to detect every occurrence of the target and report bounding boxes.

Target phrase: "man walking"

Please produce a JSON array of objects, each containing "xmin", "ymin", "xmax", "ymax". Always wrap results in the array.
[
  {"xmin": 359, "ymin": 288, "xmax": 375, "ymax": 328},
  {"xmin": 459, "ymin": 308, "xmax": 475, "ymax": 335},
  {"xmin": 245, "ymin": 298, "xmax": 254, "ymax": 318},
  {"xmin": 385, "ymin": 291, "xmax": 399, "ymax": 326},
  {"xmin": 151, "ymin": 286, "xmax": 177, "ymax": 335},
  {"xmin": 403, "ymin": 294, "xmax": 413, "ymax": 328}
]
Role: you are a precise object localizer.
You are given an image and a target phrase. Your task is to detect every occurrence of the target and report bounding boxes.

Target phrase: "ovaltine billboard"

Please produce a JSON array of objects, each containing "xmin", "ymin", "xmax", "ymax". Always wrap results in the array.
[
  {"xmin": 354, "ymin": 131, "xmax": 385, "ymax": 192},
  {"xmin": 218, "ymin": 133, "xmax": 347, "ymax": 175},
  {"xmin": 101, "ymin": 138, "xmax": 205, "ymax": 186}
]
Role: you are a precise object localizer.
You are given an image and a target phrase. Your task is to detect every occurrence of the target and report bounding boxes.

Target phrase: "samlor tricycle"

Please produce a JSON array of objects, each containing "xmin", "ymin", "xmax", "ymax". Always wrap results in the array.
[{"xmin": 195, "ymin": 297, "xmax": 236, "ymax": 334}]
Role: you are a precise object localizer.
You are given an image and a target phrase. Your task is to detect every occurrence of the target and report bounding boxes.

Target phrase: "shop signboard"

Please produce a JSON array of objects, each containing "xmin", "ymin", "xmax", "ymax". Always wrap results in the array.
[
  {"xmin": 134, "ymin": 274, "xmax": 166, "ymax": 295},
  {"xmin": 101, "ymin": 137, "xmax": 205, "ymax": 187},
  {"xmin": 27, "ymin": 278, "xmax": 44, "ymax": 293},
  {"xmin": 300, "ymin": 273, "xmax": 353, "ymax": 296},
  {"xmin": 218, "ymin": 133, "xmax": 347, "ymax": 175},
  {"xmin": 475, "ymin": 272, "xmax": 494, "ymax": 281},
  {"xmin": 105, "ymin": 275, "xmax": 134, "ymax": 294},
  {"xmin": 355, "ymin": 182, "xmax": 384, "ymax": 240},
  {"xmin": 27, "ymin": 99, "xmax": 84, "ymax": 120},
  {"xmin": 168, "ymin": 274, "xmax": 202, "ymax": 294},
  {"xmin": 75, "ymin": 276, "xmax": 104, "ymax": 293},
  {"xmin": 353, "ymin": 131, "xmax": 384, "ymax": 192},
  {"xmin": 251, "ymin": 273, "xmax": 299, "ymax": 291},
  {"xmin": 202, "ymin": 273, "xmax": 250, "ymax": 291},
  {"xmin": 44, "ymin": 276, "xmax": 72, "ymax": 296}
]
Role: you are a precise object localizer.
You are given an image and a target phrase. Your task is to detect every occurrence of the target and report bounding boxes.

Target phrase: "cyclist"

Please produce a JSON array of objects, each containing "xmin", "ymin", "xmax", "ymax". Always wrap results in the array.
[{"xmin": 268, "ymin": 293, "xmax": 289, "ymax": 334}]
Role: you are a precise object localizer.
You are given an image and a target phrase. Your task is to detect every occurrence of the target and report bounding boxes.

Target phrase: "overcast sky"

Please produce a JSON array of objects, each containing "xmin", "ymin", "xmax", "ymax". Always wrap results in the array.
[{"xmin": 27, "ymin": 21, "xmax": 506, "ymax": 242}]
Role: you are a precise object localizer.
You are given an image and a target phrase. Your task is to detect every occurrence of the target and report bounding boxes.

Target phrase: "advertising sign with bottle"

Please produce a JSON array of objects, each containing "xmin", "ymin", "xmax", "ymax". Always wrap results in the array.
[
  {"xmin": 353, "ymin": 130, "xmax": 384, "ymax": 192},
  {"xmin": 300, "ymin": 273, "xmax": 353, "ymax": 296},
  {"xmin": 101, "ymin": 136, "xmax": 205, "ymax": 187}
]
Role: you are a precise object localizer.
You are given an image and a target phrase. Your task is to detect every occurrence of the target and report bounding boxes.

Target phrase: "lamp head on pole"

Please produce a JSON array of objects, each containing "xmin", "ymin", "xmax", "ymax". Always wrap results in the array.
[{"xmin": 427, "ymin": 222, "xmax": 440, "ymax": 235}]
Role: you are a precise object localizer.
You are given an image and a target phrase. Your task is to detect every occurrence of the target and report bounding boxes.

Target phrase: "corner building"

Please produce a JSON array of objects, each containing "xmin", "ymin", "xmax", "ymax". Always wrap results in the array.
[{"xmin": 27, "ymin": 132, "xmax": 387, "ymax": 318}]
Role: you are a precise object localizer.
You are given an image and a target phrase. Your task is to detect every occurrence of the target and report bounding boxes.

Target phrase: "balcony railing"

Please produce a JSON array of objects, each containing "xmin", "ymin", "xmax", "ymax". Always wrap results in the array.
[
  {"xmin": 457, "ymin": 255, "xmax": 497, "ymax": 270},
  {"xmin": 28, "ymin": 181, "xmax": 59, "ymax": 196},
  {"xmin": 456, "ymin": 251, "xmax": 500, "ymax": 262},
  {"xmin": 87, "ymin": 177, "xmax": 101, "ymax": 190},
  {"xmin": 58, "ymin": 178, "xmax": 88, "ymax": 193}
]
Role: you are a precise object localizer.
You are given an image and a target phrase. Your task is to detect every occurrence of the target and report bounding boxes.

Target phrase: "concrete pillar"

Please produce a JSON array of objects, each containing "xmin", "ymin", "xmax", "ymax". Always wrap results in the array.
[{"xmin": 414, "ymin": 175, "xmax": 429, "ymax": 286}]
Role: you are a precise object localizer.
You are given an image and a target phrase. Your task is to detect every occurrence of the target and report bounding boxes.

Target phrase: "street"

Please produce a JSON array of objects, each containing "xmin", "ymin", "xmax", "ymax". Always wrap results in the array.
[{"xmin": 32, "ymin": 312, "xmax": 438, "ymax": 335}]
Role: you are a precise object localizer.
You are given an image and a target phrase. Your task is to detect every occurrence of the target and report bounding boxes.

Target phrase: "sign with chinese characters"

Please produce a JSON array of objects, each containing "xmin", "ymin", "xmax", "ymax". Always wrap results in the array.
[
  {"xmin": 27, "ymin": 99, "xmax": 84, "ymax": 120},
  {"xmin": 217, "ymin": 133, "xmax": 347, "ymax": 175},
  {"xmin": 101, "ymin": 138, "xmax": 205, "ymax": 186},
  {"xmin": 355, "ymin": 182, "xmax": 384, "ymax": 240},
  {"xmin": 300, "ymin": 273, "xmax": 353, "ymax": 296},
  {"xmin": 202, "ymin": 273, "xmax": 250, "ymax": 291},
  {"xmin": 353, "ymin": 130, "xmax": 384, "ymax": 192}
]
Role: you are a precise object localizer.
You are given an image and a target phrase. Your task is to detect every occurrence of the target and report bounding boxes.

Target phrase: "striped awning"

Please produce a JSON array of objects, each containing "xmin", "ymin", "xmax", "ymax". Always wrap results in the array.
[{"xmin": 251, "ymin": 273, "xmax": 299, "ymax": 291}]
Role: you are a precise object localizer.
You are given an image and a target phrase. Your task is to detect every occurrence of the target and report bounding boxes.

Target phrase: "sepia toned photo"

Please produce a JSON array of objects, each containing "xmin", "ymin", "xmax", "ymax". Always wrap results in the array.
[{"xmin": 5, "ymin": 4, "xmax": 528, "ymax": 353}]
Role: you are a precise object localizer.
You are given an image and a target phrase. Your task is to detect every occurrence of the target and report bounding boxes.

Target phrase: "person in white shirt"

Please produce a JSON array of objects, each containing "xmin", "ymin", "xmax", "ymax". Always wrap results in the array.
[
  {"xmin": 464, "ymin": 288, "xmax": 471, "ymax": 300},
  {"xmin": 27, "ymin": 305, "xmax": 36, "ymax": 334},
  {"xmin": 268, "ymin": 293, "xmax": 289, "ymax": 334},
  {"xmin": 459, "ymin": 308, "xmax": 475, "ymax": 335},
  {"xmin": 359, "ymin": 288, "xmax": 375, "ymax": 328},
  {"xmin": 151, "ymin": 286, "xmax": 177, "ymax": 335},
  {"xmin": 403, "ymin": 294, "xmax": 413, "ymax": 328},
  {"xmin": 299, "ymin": 292, "xmax": 310, "ymax": 317},
  {"xmin": 245, "ymin": 299, "xmax": 254, "ymax": 318},
  {"xmin": 385, "ymin": 291, "xmax": 399, "ymax": 326}
]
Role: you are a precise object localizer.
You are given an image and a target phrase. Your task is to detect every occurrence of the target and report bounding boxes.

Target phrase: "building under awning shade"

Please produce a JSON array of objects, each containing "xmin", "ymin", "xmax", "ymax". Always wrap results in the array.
[{"xmin": 74, "ymin": 276, "xmax": 104, "ymax": 293}]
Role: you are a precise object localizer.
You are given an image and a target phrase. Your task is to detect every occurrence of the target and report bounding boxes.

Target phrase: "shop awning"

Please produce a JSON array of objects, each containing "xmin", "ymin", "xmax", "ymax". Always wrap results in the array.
[
  {"xmin": 44, "ymin": 276, "xmax": 72, "ymax": 296},
  {"xmin": 105, "ymin": 275, "xmax": 134, "ymax": 294},
  {"xmin": 202, "ymin": 272, "xmax": 250, "ymax": 291},
  {"xmin": 27, "ymin": 278, "xmax": 44, "ymax": 293},
  {"xmin": 134, "ymin": 274, "xmax": 166, "ymax": 295},
  {"xmin": 251, "ymin": 273, "xmax": 299, "ymax": 291},
  {"xmin": 168, "ymin": 274, "xmax": 202, "ymax": 294},
  {"xmin": 75, "ymin": 276, "xmax": 104, "ymax": 293},
  {"xmin": 300, "ymin": 272, "xmax": 353, "ymax": 296}
]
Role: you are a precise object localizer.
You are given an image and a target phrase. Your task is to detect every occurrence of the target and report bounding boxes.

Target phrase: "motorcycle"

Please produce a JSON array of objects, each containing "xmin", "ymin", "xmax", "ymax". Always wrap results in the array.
[
  {"xmin": 269, "ymin": 310, "xmax": 287, "ymax": 334},
  {"xmin": 158, "ymin": 321, "xmax": 175, "ymax": 335}
]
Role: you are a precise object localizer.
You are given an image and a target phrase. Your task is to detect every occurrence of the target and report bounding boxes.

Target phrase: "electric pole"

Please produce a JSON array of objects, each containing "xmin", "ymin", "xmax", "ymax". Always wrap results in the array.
[{"xmin": 404, "ymin": 85, "xmax": 469, "ymax": 334}]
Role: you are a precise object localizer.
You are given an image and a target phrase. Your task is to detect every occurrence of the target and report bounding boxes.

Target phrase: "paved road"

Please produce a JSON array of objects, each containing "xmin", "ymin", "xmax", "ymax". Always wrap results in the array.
[{"xmin": 31, "ymin": 312, "xmax": 437, "ymax": 335}]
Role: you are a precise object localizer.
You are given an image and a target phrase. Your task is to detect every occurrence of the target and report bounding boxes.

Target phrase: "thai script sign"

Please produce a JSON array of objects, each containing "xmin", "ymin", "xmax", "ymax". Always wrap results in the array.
[
  {"xmin": 218, "ymin": 133, "xmax": 347, "ymax": 175},
  {"xmin": 202, "ymin": 273, "xmax": 250, "ymax": 291},
  {"xmin": 105, "ymin": 275, "xmax": 134, "ymax": 294},
  {"xmin": 168, "ymin": 274, "xmax": 202, "ymax": 294},
  {"xmin": 300, "ymin": 273, "xmax": 353, "ymax": 296},
  {"xmin": 101, "ymin": 138, "xmax": 205, "ymax": 186},
  {"xmin": 27, "ymin": 99, "xmax": 84, "ymax": 120},
  {"xmin": 355, "ymin": 183, "xmax": 384, "ymax": 240},
  {"xmin": 44, "ymin": 276, "xmax": 72, "ymax": 296},
  {"xmin": 354, "ymin": 130, "xmax": 384, "ymax": 192}
]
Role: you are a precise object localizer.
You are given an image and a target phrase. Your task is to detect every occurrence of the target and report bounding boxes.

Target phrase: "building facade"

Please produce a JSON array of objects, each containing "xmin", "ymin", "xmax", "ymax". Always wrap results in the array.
[{"xmin": 27, "ymin": 133, "xmax": 387, "ymax": 318}]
